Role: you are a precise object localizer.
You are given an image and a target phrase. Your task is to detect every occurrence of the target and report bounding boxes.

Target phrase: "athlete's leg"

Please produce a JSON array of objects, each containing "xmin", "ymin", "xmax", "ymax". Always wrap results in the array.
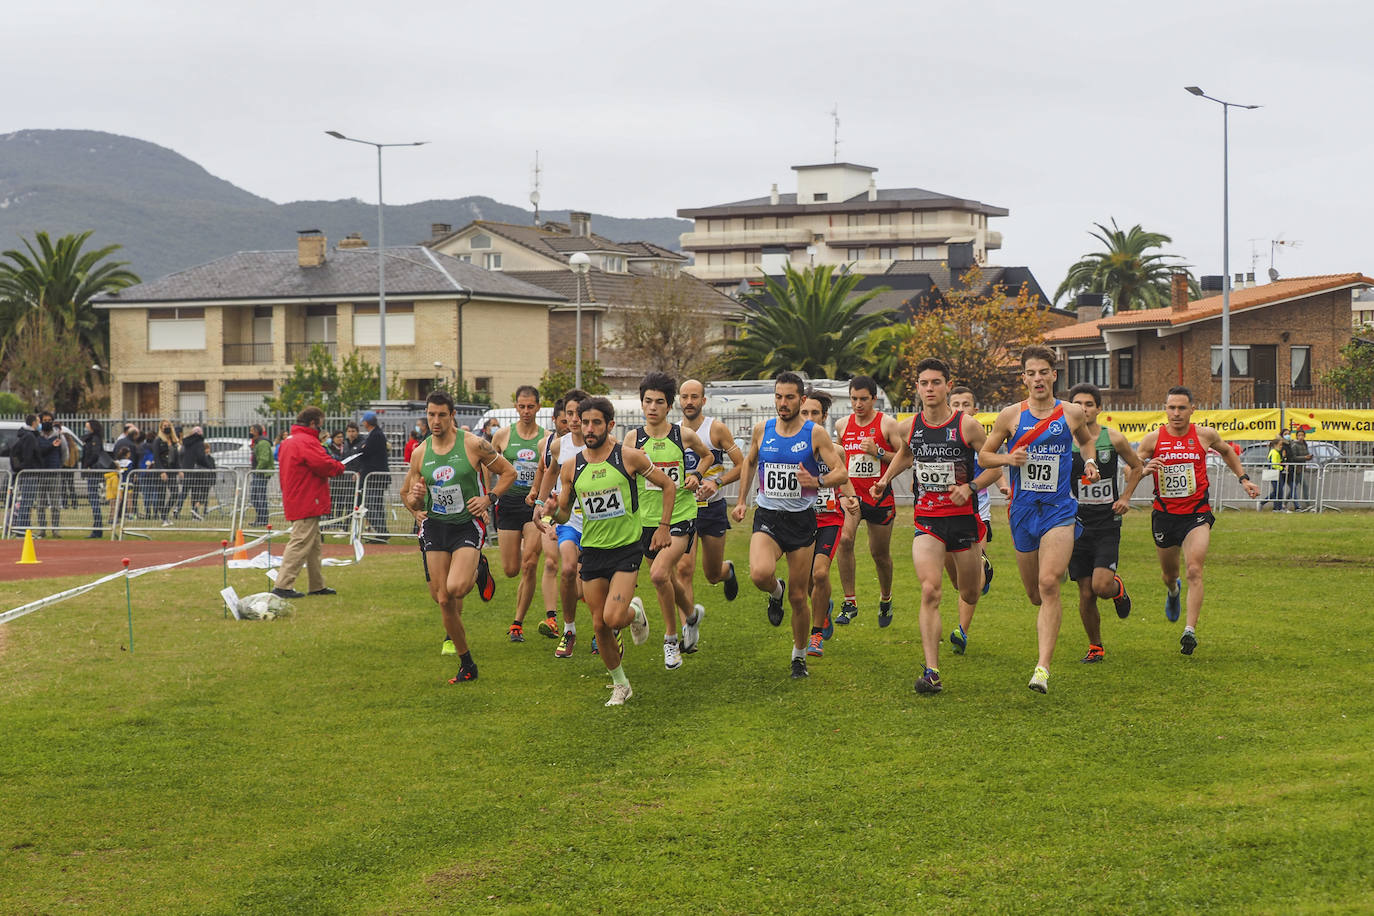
[
  {"xmin": 912, "ymin": 534, "xmax": 948, "ymax": 672},
  {"xmin": 540, "ymin": 525, "xmax": 560, "ymax": 617},
  {"xmin": 513, "ymin": 521, "xmax": 542, "ymax": 623},
  {"xmin": 586, "ymin": 568, "xmax": 639, "ymax": 673},
  {"xmin": 425, "ymin": 549, "xmax": 459, "ymax": 646},
  {"xmin": 699, "ymin": 533, "xmax": 729, "ymax": 584},
  {"xmin": 868, "ymin": 519, "xmax": 895, "ymax": 598},
  {"xmin": 810, "ymin": 550, "xmax": 834, "ymax": 628},
  {"xmin": 784, "ymin": 546, "xmax": 814, "ymax": 653},
  {"xmin": 1078, "ymin": 575, "xmax": 1101, "ymax": 647},
  {"xmin": 674, "ymin": 538, "xmax": 699, "ymax": 615},
  {"xmin": 1157, "ymin": 544, "xmax": 1182, "ymax": 590},
  {"xmin": 836, "ymin": 516, "xmax": 858, "ymax": 602},
  {"xmin": 953, "ymin": 533, "xmax": 987, "ymax": 632},
  {"xmin": 498, "ymin": 518, "xmax": 523, "ymax": 578},
  {"xmin": 1179, "ymin": 523, "xmax": 1211, "ymax": 630},
  {"xmin": 748, "ymin": 531, "xmax": 785, "ymax": 593},
  {"xmin": 649, "ymin": 535, "xmax": 691, "ymax": 638},
  {"xmin": 1033, "ymin": 525, "xmax": 1076, "ymax": 670},
  {"xmin": 558, "ymin": 538, "xmax": 580, "ymax": 624},
  {"xmin": 1015, "ymin": 547, "xmax": 1043, "ymax": 607}
]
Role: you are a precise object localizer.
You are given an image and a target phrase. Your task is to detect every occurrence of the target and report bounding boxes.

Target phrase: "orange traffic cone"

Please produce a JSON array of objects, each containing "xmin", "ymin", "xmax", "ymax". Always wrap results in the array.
[
  {"xmin": 233, "ymin": 529, "xmax": 247, "ymax": 561},
  {"xmin": 17, "ymin": 529, "xmax": 40, "ymax": 565}
]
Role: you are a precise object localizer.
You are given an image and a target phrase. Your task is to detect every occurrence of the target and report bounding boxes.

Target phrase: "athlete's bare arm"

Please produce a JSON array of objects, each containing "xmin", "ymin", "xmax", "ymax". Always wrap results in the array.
[
  {"xmin": 872, "ymin": 417, "xmax": 914, "ymax": 499},
  {"xmin": 1197, "ymin": 426, "xmax": 1262, "ymax": 498},
  {"xmin": 470, "ymin": 436, "xmax": 518, "ymax": 518},
  {"xmin": 979, "ymin": 406, "xmax": 1020, "ymax": 469},
  {"xmin": 803, "ymin": 425, "xmax": 849, "ymax": 490},
  {"xmin": 1065, "ymin": 403, "xmax": 1100, "ymax": 482},
  {"xmin": 401, "ymin": 440, "xmax": 430, "ymax": 513},
  {"xmin": 730, "ymin": 422, "xmax": 764, "ymax": 521},
  {"xmin": 626, "ymin": 445, "xmax": 678, "ymax": 551},
  {"xmin": 1108, "ymin": 428, "xmax": 1146, "ymax": 514},
  {"xmin": 960, "ymin": 414, "xmax": 999, "ymax": 504},
  {"xmin": 712, "ymin": 420, "xmax": 745, "ymax": 487},
  {"xmin": 537, "ymin": 435, "xmax": 563, "ymax": 505},
  {"xmin": 681, "ymin": 426, "xmax": 715, "ymax": 495}
]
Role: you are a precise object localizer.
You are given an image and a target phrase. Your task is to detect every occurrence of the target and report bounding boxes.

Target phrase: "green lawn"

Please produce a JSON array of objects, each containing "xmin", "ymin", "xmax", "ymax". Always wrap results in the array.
[{"xmin": 2, "ymin": 510, "xmax": 1371, "ymax": 914}]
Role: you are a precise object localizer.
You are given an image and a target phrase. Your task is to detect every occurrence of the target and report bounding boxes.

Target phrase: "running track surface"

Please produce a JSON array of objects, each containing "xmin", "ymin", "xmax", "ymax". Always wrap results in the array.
[{"xmin": 2, "ymin": 537, "xmax": 415, "ymax": 582}]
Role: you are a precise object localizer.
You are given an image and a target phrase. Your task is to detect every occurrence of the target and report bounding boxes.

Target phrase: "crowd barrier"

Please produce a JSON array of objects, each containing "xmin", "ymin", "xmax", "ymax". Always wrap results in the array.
[
  {"xmin": 1313, "ymin": 463, "xmax": 1374, "ymax": 511},
  {"xmin": 117, "ymin": 469, "xmax": 242, "ymax": 540},
  {"xmin": 234, "ymin": 470, "xmax": 361, "ymax": 540},
  {"xmin": 4, "ymin": 469, "xmax": 128, "ymax": 539},
  {"xmin": 357, "ymin": 471, "xmax": 416, "ymax": 541}
]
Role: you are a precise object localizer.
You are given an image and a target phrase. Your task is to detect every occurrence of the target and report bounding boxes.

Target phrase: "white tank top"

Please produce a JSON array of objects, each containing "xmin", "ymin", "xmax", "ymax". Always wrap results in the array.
[{"xmin": 554, "ymin": 432, "xmax": 586, "ymax": 531}]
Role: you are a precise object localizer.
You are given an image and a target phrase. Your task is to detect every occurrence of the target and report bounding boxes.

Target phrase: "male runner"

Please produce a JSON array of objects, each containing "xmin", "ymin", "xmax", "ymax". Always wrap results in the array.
[
  {"xmin": 623, "ymin": 373, "xmax": 716, "ymax": 670},
  {"xmin": 1067, "ymin": 382, "xmax": 1145, "ymax": 663},
  {"xmin": 874, "ymin": 359, "xmax": 996, "ymax": 694},
  {"xmin": 800, "ymin": 389, "xmax": 860, "ymax": 659},
  {"xmin": 1131, "ymin": 386, "xmax": 1259, "ymax": 655},
  {"xmin": 834, "ymin": 375, "xmax": 901, "ymax": 626},
  {"xmin": 536, "ymin": 389, "xmax": 591, "ymax": 658},
  {"xmin": 489, "ymin": 385, "xmax": 547, "ymax": 642},
  {"xmin": 979, "ymin": 346, "xmax": 1100, "ymax": 694},
  {"xmin": 732, "ymin": 371, "xmax": 850, "ymax": 679},
  {"xmin": 675, "ymin": 378, "xmax": 745, "ymax": 646},
  {"xmin": 537, "ymin": 397, "xmax": 670, "ymax": 706},
  {"xmin": 531, "ymin": 397, "xmax": 568, "ymax": 639},
  {"xmin": 943, "ymin": 386, "xmax": 1002, "ymax": 652},
  {"xmin": 402, "ymin": 391, "xmax": 518, "ymax": 684}
]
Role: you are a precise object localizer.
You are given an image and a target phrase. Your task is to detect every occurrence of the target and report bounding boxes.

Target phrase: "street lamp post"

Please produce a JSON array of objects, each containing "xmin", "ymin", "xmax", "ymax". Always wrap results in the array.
[
  {"xmin": 432, "ymin": 360, "xmax": 456, "ymax": 393},
  {"xmin": 325, "ymin": 131, "xmax": 429, "ymax": 401},
  {"xmin": 568, "ymin": 252, "xmax": 591, "ymax": 389},
  {"xmin": 1185, "ymin": 87, "xmax": 1260, "ymax": 410}
]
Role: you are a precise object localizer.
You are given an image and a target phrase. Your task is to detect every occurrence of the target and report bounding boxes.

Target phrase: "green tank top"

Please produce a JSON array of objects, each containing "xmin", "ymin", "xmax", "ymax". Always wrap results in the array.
[
  {"xmin": 422, "ymin": 430, "xmax": 481, "ymax": 524},
  {"xmin": 503, "ymin": 423, "xmax": 545, "ymax": 496},
  {"xmin": 572, "ymin": 444, "xmax": 640, "ymax": 549},
  {"xmin": 633, "ymin": 425, "xmax": 697, "ymax": 526}
]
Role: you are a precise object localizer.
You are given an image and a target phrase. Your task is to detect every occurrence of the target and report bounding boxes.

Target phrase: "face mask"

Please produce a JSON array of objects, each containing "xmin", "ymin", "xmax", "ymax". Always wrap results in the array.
[{"xmin": 41, "ymin": 421, "xmax": 53, "ymax": 432}]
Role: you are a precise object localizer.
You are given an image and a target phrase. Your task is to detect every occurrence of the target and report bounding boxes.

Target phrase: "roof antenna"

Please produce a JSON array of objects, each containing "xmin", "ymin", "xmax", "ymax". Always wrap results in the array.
[
  {"xmin": 830, "ymin": 104, "xmax": 841, "ymax": 161},
  {"xmin": 530, "ymin": 150, "xmax": 542, "ymax": 226}
]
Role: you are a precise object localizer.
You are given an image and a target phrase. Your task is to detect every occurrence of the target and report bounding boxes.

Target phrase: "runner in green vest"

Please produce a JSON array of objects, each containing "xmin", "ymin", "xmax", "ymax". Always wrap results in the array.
[
  {"xmin": 622, "ymin": 372, "xmax": 716, "ymax": 671},
  {"xmin": 536, "ymin": 396, "xmax": 677, "ymax": 707},
  {"xmin": 403, "ymin": 390, "xmax": 518, "ymax": 685},
  {"xmin": 488, "ymin": 385, "xmax": 547, "ymax": 643}
]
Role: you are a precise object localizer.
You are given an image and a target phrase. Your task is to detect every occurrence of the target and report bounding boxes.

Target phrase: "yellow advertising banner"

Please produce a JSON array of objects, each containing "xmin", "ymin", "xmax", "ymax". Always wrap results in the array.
[
  {"xmin": 897, "ymin": 407, "xmax": 1374, "ymax": 442},
  {"xmin": 1283, "ymin": 409, "xmax": 1374, "ymax": 441}
]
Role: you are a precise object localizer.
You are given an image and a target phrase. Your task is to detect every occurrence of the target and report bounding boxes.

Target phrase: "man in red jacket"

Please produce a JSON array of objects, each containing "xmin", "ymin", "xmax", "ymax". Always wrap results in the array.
[{"xmin": 273, "ymin": 406, "xmax": 346, "ymax": 599}]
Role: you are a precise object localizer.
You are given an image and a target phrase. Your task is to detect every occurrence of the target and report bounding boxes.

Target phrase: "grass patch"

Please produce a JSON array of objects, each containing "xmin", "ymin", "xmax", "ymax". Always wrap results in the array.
[{"xmin": 2, "ymin": 510, "xmax": 1371, "ymax": 913}]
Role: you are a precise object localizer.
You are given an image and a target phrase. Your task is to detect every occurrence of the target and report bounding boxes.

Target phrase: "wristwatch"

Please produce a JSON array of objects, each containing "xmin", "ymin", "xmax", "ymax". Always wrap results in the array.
[
  {"xmin": 1237, "ymin": 474, "xmax": 1250, "ymax": 483},
  {"xmin": 875, "ymin": 446, "xmax": 886, "ymax": 459}
]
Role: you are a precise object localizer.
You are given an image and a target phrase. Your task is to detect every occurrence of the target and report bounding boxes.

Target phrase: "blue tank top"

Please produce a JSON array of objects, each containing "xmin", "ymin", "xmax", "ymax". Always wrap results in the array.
[
  {"xmin": 755, "ymin": 418, "xmax": 820, "ymax": 512},
  {"xmin": 1009, "ymin": 401, "xmax": 1074, "ymax": 507}
]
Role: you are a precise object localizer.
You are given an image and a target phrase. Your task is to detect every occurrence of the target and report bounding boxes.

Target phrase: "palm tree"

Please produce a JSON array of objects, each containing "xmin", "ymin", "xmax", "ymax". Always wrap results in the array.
[
  {"xmin": 724, "ymin": 264, "xmax": 892, "ymax": 379},
  {"xmin": 1053, "ymin": 219, "xmax": 1196, "ymax": 312}
]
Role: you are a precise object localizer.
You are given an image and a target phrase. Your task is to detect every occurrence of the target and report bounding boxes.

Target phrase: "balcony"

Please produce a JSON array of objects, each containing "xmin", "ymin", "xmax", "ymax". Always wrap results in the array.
[
  {"xmin": 679, "ymin": 227, "xmax": 813, "ymax": 251},
  {"xmin": 222, "ymin": 342, "xmax": 273, "ymax": 365},
  {"xmin": 823, "ymin": 223, "xmax": 968, "ymax": 246},
  {"xmin": 286, "ymin": 340, "xmax": 338, "ymax": 362}
]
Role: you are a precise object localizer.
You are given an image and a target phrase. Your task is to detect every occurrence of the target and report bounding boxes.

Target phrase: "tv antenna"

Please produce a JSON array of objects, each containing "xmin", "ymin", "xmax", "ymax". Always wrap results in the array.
[
  {"xmin": 1268, "ymin": 234, "xmax": 1302, "ymax": 280},
  {"xmin": 530, "ymin": 150, "xmax": 542, "ymax": 225},
  {"xmin": 830, "ymin": 104, "xmax": 841, "ymax": 161}
]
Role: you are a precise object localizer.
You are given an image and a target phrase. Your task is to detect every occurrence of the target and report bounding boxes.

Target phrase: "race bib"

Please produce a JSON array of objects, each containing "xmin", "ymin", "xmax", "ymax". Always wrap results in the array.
[
  {"xmin": 848, "ymin": 452, "xmax": 879, "ymax": 478},
  {"xmin": 763, "ymin": 463, "xmax": 802, "ymax": 500},
  {"xmin": 429, "ymin": 481, "xmax": 464, "ymax": 515},
  {"xmin": 515, "ymin": 461, "xmax": 537, "ymax": 485},
  {"xmin": 915, "ymin": 461, "xmax": 955, "ymax": 493},
  {"xmin": 1078, "ymin": 477, "xmax": 1115, "ymax": 506},
  {"xmin": 1158, "ymin": 463, "xmax": 1197, "ymax": 499},
  {"xmin": 580, "ymin": 487, "xmax": 626, "ymax": 521},
  {"xmin": 814, "ymin": 486, "xmax": 836, "ymax": 511},
  {"xmin": 1021, "ymin": 456, "xmax": 1059, "ymax": 493},
  {"xmin": 645, "ymin": 462, "xmax": 682, "ymax": 492}
]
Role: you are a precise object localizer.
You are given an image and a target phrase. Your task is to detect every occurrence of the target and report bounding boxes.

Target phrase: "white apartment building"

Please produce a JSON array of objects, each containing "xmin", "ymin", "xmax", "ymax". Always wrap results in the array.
[{"xmin": 678, "ymin": 162, "xmax": 1006, "ymax": 290}]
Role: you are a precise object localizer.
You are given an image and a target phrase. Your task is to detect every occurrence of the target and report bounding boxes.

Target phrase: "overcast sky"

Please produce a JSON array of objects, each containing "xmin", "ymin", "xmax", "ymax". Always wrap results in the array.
[{"xmin": 8, "ymin": 0, "xmax": 1371, "ymax": 299}]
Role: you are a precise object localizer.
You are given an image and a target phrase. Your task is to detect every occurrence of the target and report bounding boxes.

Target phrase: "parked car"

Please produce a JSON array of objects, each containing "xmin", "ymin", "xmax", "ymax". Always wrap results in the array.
[
  {"xmin": 0, "ymin": 420, "xmax": 24, "ymax": 473},
  {"xmin": 1206, "ymin": 440, "xmax": 1344, "ymax": 473},
  {"xmin": 204, "ymin": 437, "xmax": 253, "ymax": 469}
]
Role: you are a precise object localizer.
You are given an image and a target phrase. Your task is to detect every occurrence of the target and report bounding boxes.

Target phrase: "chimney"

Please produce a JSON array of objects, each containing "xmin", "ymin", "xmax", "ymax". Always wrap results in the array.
[
  {"xmin": 431, "ymin": 222, "xmax": 452, "ymax": 239},
  {"xmin": 1076, "ymin": 292, "xmax": 1104, "ymax": 323},
  {"xmin": 1199, "ymin": 275, "xmax": 1224, "ymax": 300},
  {"xmin": 337, "ymin": 232, "xmax": 368, "ymax": 249},
  {"xmin": 867, "ymin": 178, "xmax": 878, "ymax": 202},
  {"xmin": 1171, "ymin": 269, "xmax": 1191, "ymax": 311},
  {"xmin": 297, "ymin": 229, "xmax": 326, "ymax": 268},
  {"xmin": 569, "ymin": 211, "xmax": 591, "ymax": 237},
  {"xmin": 1234, "ymin": 272, "xmax": 1245, "ymax": 290},
  {"xmin": 1245, "ymin": 271, "xmax": 1256, "ymax": 288},
  {"xmin": 947, "ymin": 241, "xmax": 974, "ymax": 272},
  {"xmin": 769, "ymin": 183, "xmax": 780, "ymax": 206}
]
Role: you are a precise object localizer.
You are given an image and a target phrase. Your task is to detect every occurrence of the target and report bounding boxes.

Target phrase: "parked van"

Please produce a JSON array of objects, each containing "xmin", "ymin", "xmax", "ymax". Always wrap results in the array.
[{"xmin": 704, "ymin": 378, "xmax": 895, "ymax": 437}]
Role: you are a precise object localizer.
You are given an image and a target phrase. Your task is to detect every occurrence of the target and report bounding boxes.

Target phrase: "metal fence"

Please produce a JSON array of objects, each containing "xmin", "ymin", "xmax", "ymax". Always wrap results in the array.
[
  {"xmin": 1312, "ymin": 463, "xmax": 1374, "ymax": 511},
  {"xmin": 233, "ymin": 470, "xmax": 361, "ymax": 540},
  {"xmin": 357, "ymin": 472, "xmax": 418, "ymax": 541},
  {"xmin": 116, "ymin": 469, "xmax": 242, "ymax": 539},
  {"xmin": 4, "ymin": 469, "xmax": 125, "ymax": 539}
]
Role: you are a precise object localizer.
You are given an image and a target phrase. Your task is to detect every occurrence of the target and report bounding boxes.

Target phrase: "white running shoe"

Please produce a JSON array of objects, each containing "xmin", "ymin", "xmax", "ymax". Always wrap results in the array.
[
  {"xmin": 664, "ymin": 638, "xmax": 682, "ymax": 670},
  {"xmin": 1028, "ymin": 666, "xmax": 1050, "ymax": 694},
  {"xmin": 681, "ymin": 603, "xmax": 704, "ymax": 652},
  {"xmin": 629, "ymin": 596, "xmax": 650, "ymax": 645},
  {"xmin": 605, "ymin": 683, "xmax": 633, "ymax": 706}
]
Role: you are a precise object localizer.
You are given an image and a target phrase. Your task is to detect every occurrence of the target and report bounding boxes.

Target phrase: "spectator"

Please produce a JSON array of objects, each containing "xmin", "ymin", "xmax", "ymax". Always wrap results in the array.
[
  {"xmin": 327, "ymin": 430, "xmax": 348, "ymax": 460},
  {"xmin": 271, "ymin": 406, "xmax": 345, "ymax": 599},
  {"xmin": 11, "ymin": 414, "xmax": 41, "ymax": 535},
  {"xmin": 1262, "ymin": 437, "xmax": 1285, "ymax": 512},
  {"xmin": 1289, "ymin": 427, "xmax": 1313, "ymax": 511},
  {"xmin": 57, "ymin": 421, "xmax": 81, "ymax": 509},
  {"xmin": 112, "ymin": 444, "xmax": 134, "ymax": 527},
  {"xmin": 113, "ymin": 423, "xmax": 138, "ymax": 461},
  {"xmin": 344, "ymin": 422, "xmax": 362, "ymax": 457},
  {"xmin": 154, "ymin": 420, "xmax": 181, "ymax": 525},
  {"xmin": 403, "ymin": 418, "xmax": 429, "ymax": 462},
  {"xmin": 273, "ymin": 429, "xmax": 287, "ymax": 462},
  {"xmin": 248, "ymin": 424, "xmax": 273, "ymax": 526},
  {"xmin": 136, "ymin": 430, "xmax": 157, "ymax": 520},
  {"xmin": 179, "ymin": 425, "xmax": 215, "ymax": 520},
  {"xmin": 358, "ymin": 411, "xmax": 390, "ymax": 541},
  {"xmin": 35, "ymin": 411, "xmax": 65, "ymax": 537},
  {"xmin": 80, "ymin": 419, "xmax": 112, "ymax": 538}
]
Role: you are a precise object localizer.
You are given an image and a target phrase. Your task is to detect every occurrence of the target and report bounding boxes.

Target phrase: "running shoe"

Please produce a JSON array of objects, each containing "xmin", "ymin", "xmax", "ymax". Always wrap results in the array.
[
  {"xmin": 878, "ymin": 598, "xmax": 894, "ymax": 628},
  {"xmin": 629, "ymin": 596, "xmax": 650, "ymax": 645},
  {"xmin": 1180, "ymin": 630, "xmax": 1198, "ymax": 656},
  {"xmin": 1028, "ymin": 666, "xmax": 1049, "ymax": 693},
  {"xmin": 605, "ymin": 683, "xmax": 633, "ymax": 706},
  {"xmin": 1081, "ymin": 644, "xmax": 1105, "ymax": 664},
  {"xmin": 664, "ymin": 638, "xmax": 682, "ymax": 670},
  {"xmin": 1113, "ymin": 577, "xmax": 1132, "ymax": 619},
  {"xmin": 806, "ymin": 632, "xmax": 824, "ymax": 657},
  {"xmin": 537, "ymin": 615, "xmax": 560, "ymax": 638},
  {"xmin": 821, "ymin": 599, "xmax": 834, "ymax": 640},
  {"xmin": 982, "ymin": 554, "xmax": 995, "ymax": 596},
  {"xmin": 682, "ymin": 604, "xmax": 704, "ymax": 653},
  {"xmin": 915, "ymin": 668, "xmax": 943, "ymax": 694},
  {"xmin": 790, "ymin": 657, "xmax": 809, "ymax": 679},
  {"xmin": 950, "ymin": 625, "xmax": 968, "ymax": 655},
  {"xmin": 441, "ymin": 637, "xmax": 456, "ymax": 656},
  {"xmin": 835, "ymin": 600, "xmax": 858, "ymax": 626},
  {"xmin": 767, "ymin": 581, "xmax": 786, "ymax": 627},
  {"xmin": 554, "ymin": 631, "xmax": 576, "ymax": 658},
  {"xmin": 508, "ymin": 623, "xmax": 525, "ymax": 643},
  {"xmin": 1165, "ymin": 578, "xmax": 1182, "ymax": 623},
  {"xmin": 722, "ymin": 560, "xmax": 739, "ymax": 601},
  {"xmin": 476, "ymin": 553, "xmax": 496, "ymax": 602},
  {"xmin": 448, "ymin": 663, "xmax": 478, "ymax": 684}
]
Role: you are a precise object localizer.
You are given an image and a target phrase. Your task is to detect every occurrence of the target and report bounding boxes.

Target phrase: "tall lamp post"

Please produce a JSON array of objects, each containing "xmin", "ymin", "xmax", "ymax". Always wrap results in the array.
[
  {"xmin": 569, "ymin": 252, "xmax": 591, "ymax": 388},
  {"xmin": 432, "ymin": 360, "xmax": 456, "ymax": 393},
  {"xmin": 325, "ymin": 131, "xmax": 429, "ymax": 401},
  {"xmin": 1185, "ymin": 87, "xmax": 1260, "ymax": 409}
]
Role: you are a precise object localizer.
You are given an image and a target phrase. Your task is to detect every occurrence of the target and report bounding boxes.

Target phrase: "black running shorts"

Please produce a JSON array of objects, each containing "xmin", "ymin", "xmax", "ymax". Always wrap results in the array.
[
  {"xmin": 580, "ymin": 542, "xmax": 644, "ymax": 581},
  {"xmin": 813, "ymin": 523, "xmax": 842, "ymax": 563},
  {"xmin": 640, "ymin": 520, "xmax": 696, "ymax": 560},
  {"xmin": 1151, "ymin": 509, "xmax": 1215, "ymax": 550},
  {"xmin": 694, "ymin": 499, "xmax": 731, "ymax": 539},
  {"xmin": 1069, "ymin": 523, "xmax": 1121, "ymax": 580},
  {"xmin": 419, "ymin": 517, "xmax": 486, "ymax": 553},
  {"xmin": 913, "ymin": 514, "xmax": 984, "ymax": 553},
  {"xmin": 859, "ymin": 499, "xmax": 896, "ymax": 526},
  {"xmin": 495, "ymin": 491, "xmax": 535, "ymax": 531},
  {"xmin": 752, "ymin": 506, "xmax": 817, "ymax": 554}
]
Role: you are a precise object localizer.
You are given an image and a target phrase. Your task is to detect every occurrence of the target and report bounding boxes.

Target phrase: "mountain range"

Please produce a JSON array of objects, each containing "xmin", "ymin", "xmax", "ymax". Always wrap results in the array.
[{"xmin": 0, "ymin": 129, "xmax": 690, "ymax": 283}]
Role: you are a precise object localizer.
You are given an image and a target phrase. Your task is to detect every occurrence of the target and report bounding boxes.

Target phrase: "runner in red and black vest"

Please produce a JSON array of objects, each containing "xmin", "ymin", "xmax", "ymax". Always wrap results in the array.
[
  {"xmin": 834, "ymin": 375, "xmax": 903, "ymax": 627},
  {"xmin": 1129, "ymin": 386, "xmax": 1259, "ymax": 657},
  {"xmin": 800, "ymin": 388, "xmax": 861, "ymax": 661}
]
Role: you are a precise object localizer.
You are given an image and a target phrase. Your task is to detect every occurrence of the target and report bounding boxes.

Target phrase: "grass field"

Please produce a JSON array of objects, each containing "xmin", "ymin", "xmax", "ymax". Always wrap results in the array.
[{"xmin": 2, "ymin": 509, "xmax": 1371, "ymax": 914}]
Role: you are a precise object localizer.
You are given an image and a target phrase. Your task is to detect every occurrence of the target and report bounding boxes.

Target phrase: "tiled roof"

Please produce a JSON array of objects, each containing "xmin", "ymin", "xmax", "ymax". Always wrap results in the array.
[
  {"xmin": 617, "ymin": 240, "xmax": 686, "ymax": 260},
  {"xmin": 443, "ymin": 220, "xmax": 633, "ymax": 262},
  {"xmin": 93, "ymin": 246, "xmax": 565, "ymax": 306},
  {"xmin": 1044, "ymin": 273, "xmax": 1374, "ymax": 343},
  {"xmin": 681, "ymin": 187, "xmax": 1008, "ymax": 217},
  {"xmin": 505, "ymin": 267, "xmax": 740, "ymax": 316}
]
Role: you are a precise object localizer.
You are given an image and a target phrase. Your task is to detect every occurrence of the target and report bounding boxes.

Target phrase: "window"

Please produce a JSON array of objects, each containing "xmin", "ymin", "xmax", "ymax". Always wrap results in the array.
[
  {"xmin": 776, "ymin": 216, "xmax": 793, "ymax": 229},
  {"xmin": 877, "ymin": 246, "xmax": 897, "ymax": 260},
  {"xmin": 744, "ymin": 218, "xmax": 761, "ymax": 231},
  {"xmin": 1068, "ymin": 354, "xmax": 1110, "ymax": 387},
  {"xmin": 913, "ymin": 244, "xmax": 943, "ymax": 259},
  {"xmin": 743, "ymin": 251, "xmax": 761, "ymax": 265},
  {"xmin": 353, "ymin": 302, "xmax": 415, "ymax": 347},
  {"xmin": 878, "ymin": 212, "xmax": 894, "ymax": 225},
  {"xmin": 601, "ymin": 255, "xmax": 623, "ymax": 272},
  {"xmin": 1117, "ymin": 348, "xmax": 1135, "ymax": 389},
  {"xmin": 846, "ymin": 248, "xmax": 864, "ymax": 261},
  {"xmin": 707, "ymin": 252, "xmax": 724, "ymax": 266},
  {"xmin": 1291, "ymin": 346, "xmax": 1312, "ymax": 389},
  {"xmin": 813, "ymin": 193, "xmax": 828, "ymax": 202},
  {"xmin": 456, "ymin": 254, "xmax": 471, "ymax": 263},
  {"xmin": 1210, "ymin": 345, "xmax": 1250, "ymax": 377},
  {"xmin": 474, "ymin": 376, "xmax": 492, "ymax": 397},
  {"xmin": 484, "ymin": 252, "xmax": 502, "ymax": 271},
  {"xmin": 470, "ymin": 233, "xmax": 491, "ymax": 249},
  {"xmin": 148, "ymin": 307, "xmax": 206, "ymax": 350},
  {"xmin": 847, "ymin": 213, "xmax": 863, "ymax": 227},
  {"xmin": 177, "ymin": 380, "xmax": 207, "ymax": 420}
]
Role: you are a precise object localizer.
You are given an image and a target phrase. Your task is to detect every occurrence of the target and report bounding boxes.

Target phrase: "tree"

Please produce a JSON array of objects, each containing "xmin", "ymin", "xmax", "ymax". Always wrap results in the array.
[
  {"xmin": 537, "ymin": 355, "xmax": 609, "ymax": 405},
  {"xmin": 1053, "ymin": 219, "xmax": 1196, "ymax": 312},
  {"xmin": 864, "ymin": 323, "xmax": 918, "ymax": 405},
  {"xmin": 723, "ymin": 264, "xmax": 892, "ymax": 379},
  {"xmin": 262, "ymin": 345, "xmax": 404, "ymax": 415},
  {"xmin": 612, "ymin": 275, "xmax": 726, "ymax": 381},
  {"xmin": 4, "ymin": 319, "xmax": 94, "ymax": 412},
  {"xmin": 1323, "ymin": 339, "xmax": 1374, "ymax": 402},
  {"xmin": 899, "ymin": 266, "xmax": 1050, "ymax": 407}
]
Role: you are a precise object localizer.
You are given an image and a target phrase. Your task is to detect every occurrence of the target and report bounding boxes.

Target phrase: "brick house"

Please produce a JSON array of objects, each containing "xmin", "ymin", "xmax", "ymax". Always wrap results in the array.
[
  {"xmin": 93, "ymin": 231, "xmax": 565, "ymax": 420},
  {"xmin": 1044, "ymin": 273, "xmax": 1374, "ymax": 406}
]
